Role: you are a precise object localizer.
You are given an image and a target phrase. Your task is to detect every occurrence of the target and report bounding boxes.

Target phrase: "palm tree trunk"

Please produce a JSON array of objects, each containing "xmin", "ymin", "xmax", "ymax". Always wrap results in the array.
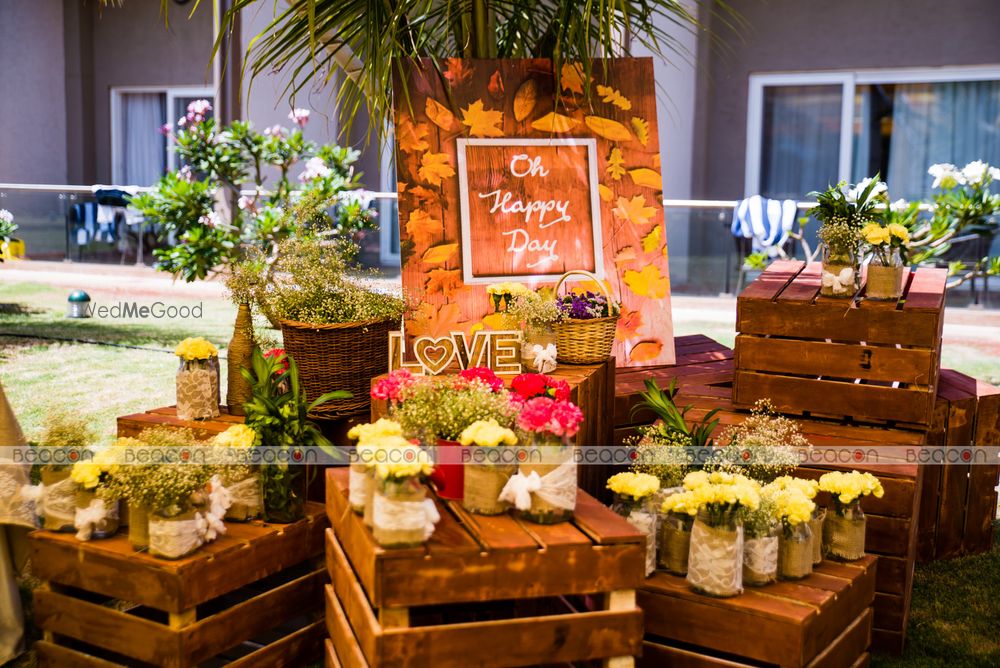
[{"xmin": 470, "ymin": 0, "xmax": 496, "ymax": 58}]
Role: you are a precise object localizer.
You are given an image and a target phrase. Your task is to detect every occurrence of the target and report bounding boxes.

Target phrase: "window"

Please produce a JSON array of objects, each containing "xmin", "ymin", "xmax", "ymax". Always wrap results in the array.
[
  {"xmin": 111, "ymin": 86, "xmax": 215, "ymax": 185},
  {"xmin": 746, "ymin": 68, "xmax": 1000, "ymax": 200}
]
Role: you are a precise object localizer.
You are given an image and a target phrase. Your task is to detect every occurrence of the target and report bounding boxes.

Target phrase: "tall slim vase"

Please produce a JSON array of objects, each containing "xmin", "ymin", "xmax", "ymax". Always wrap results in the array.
[{"xmin": 227, "ymin": 303, "xmax": 255, "ymax": 416}]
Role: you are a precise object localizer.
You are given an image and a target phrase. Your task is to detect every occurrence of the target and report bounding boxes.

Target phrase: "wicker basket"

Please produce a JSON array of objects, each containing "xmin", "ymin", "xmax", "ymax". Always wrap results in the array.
[
  {"xmin": 552, "ymin": 270, "xmax": 619, "ymax": 364},
  {"xmin": 280, "ymin": 317, "xmax": 394, "ymax": 417}
]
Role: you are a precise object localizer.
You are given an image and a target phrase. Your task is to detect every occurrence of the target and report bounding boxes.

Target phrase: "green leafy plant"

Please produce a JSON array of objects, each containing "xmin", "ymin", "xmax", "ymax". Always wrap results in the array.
[
  {"xmin": 241, "ymin": 348, "xmax": 350, "ymax": 521},
  {"xmin": 210, "ymin": 0, "xmax": 740, "ymax": 141},
  {"xmin": 630, "ymin": 379, "xmax": 719, "ymax": 449},
  {"xmin": 809, "ymin": 176, "xmax": 888, "ymax": 257},
  {"xmin": 742, "ymin": 251, "xmax": 769, "ymax": 271}
]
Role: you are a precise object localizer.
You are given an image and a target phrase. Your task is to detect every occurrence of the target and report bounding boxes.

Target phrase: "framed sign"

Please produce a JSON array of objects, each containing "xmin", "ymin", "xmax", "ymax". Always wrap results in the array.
[
  {"xmin": 457, "ymin": 138, "xmax": 604, "ymax": 283},
  {"xmin": 394, "ymin": 58, "xmax": 675, "ymax": 367}
]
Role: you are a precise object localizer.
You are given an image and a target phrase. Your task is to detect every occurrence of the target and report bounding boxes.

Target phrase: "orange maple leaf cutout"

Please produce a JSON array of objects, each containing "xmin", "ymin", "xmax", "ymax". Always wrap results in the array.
[
  {"xmin": 616, "ymin": 307, "xmax": 643, "ymax": 341},
  {"xmin": 406, "ymin": 210, "xmax": 440, "ymax": 247},
  {"xmin": 409, "ymin": 303, "xmax": 470, "ymax": 339},
  {"xmin": 418, "ymin": 152, "xmax": 455, "ymax": 186},
  {"xmin": 630, "ymin": 340, "xmax": 663, "ymax": 362},
  {"xmin": 560, "ymin": 63, "xmax": 586, "ymax": 94},
  {"xmin": 623, "ymin": 264, "xmax": 670, "ymax": 298},
  {"xmin": 398, "ymin": 116, "xmax": 430, "ymax": 153},
  {"xmin": 408, "ymin": 185, "xmax": 441, "ymax": 208},
  {"xmin": 443, "ymin": 59, "xmax": 474, "ymax": 87},
  {"xmin": 613, "ymin": 195, "xmax": 657, "ymax": 227},
  {"xmin": 426, "ymin": 268, "xmax": 464, "ymax": 299},
  {"xmin": 642, "ymin": 225, "xmax": 662, "ymax": 254},
  {"xmin": 461, "ymin": 99, "xmax": 504, "ymax": 137},
  {"xmin": 607, "ymin": 147, "xmax": 626, "ymax": 180}
]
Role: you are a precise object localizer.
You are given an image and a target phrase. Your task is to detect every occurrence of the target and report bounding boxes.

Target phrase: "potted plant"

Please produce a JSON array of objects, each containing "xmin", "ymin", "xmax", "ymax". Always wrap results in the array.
[
  {"xmin": 658, "ymin": 489, "xmax": 698, "ymax": 576},
  {"xmin": 459, "ymin": 419, "xmax": 518, "ymax": 515},
  {"xmin": 740, "ymin": 493, "xmax": 779, "ymax": 587},
  {"xmin": 708, "ymin": 399, "xmax": 808, "ymax": 484},
  {"xmin": 769, "ymin": 476, "xmax": 823, "ymax": 565},
  {"xmin": 682, "ymin": 470, "xmax": 760, "ymax": 598},
  {"xmin": 144, "ymin": 466, "xmax": 224, "ymax": 560},
  {"xmin": 818, "ymin": 470, "xmax": 883, "ymax": 561},
  {"xmin": 861, "ymin": 218, "xmax": 910, "ymax": 300},
  {"xmin": 393, "ymin": 370, "xmax": 516, "ymax": 500},
  {"xmin": 242, "ymin": 230, "xmax": 405, "ymax": 418},
  {"xmin": 809, "ymin": 176, "xmax": 888, "ymax": 298},
  {"xmin": 741, "ymin": 250, "xmax": 769, "ymax": 284},
  {"xmin": 552, "ymin": 271, "xmax": 621, "ymax": 364},
  {"xmin": 69, "ymin": 448, "xmax": 121, "ymax": 540},
  {"xmin": 210, "ymin": 424, "xmax": 263, "ymax": 521},
  {"xmin": 241, "ymin": 348, "xmax": 351, "ymax": 522},
  {"xmin": 499, "ymin": 396, "xmax": 584, "ymax": 524}
]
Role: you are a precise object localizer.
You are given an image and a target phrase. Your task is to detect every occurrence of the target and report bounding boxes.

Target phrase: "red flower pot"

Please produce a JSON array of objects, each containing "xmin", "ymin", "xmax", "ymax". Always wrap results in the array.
[{"xmin": 431, "ymin": 439, "xmax": 465, "ymax": 500}]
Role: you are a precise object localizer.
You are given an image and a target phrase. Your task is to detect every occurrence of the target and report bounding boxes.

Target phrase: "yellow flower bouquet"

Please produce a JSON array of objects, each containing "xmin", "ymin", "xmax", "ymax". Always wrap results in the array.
[
  {"xmin": 764, "ymin": 484, "xmax": 816, "ymax": 580},
  {"xmin": 606, "ymin": 472, "xmax": 661, "ymax": 576},
  {"xmin": 861, "ymin": 220, "xmax": 910, "ymax": 300},
  {"xmin": 818, "ymin": 470, "xmax": 883, "ymax": 561},
  {"xmin": 370, "ymin": 440, "xmax": 439, "ymax": 549},
  {"xmin": 70, "ymin": 448, "xmax": 123, "ymax": 540},
  {"xmin": 174, "ymin": 338, "xmax": 221, "ymax": 420},
  {"xmin": 211, "ymin": 424, "xmax": 262, "ymax": 521},
  {"xmin": 460, "ymin": 419, "xmax": 518, "ymax": 516},
  {"xmin": 347, "ymin": 419, "xmax": 406, "ymax": 518}
]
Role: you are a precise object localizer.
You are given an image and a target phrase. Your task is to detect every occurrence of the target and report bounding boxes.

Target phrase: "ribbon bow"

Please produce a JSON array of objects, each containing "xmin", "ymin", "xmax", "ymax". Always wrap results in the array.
[
  {"xmin": 531, "ymin": 344, "xmax": 558, "ymax": 373},
  {"xmin": 74, "ymin": 498, "xmax": 109, "ymax": 541},
  {"xmin": 200, "ymin": 475, "xmax": 233, "ymax": 542},
  {"xmin": 821, "ymin": 266, "xmax": 855, "ymax": 295},
  {"xmin": 422, "ymin": 499, "xmax": 441, "ymax": 540},
  {"xmin": 498, "ymin": 471, "xmax": 543, "ymax": 511},
  {"xmin": 20, "ymin": 483, "xmax": 45, "ymax": 517}
]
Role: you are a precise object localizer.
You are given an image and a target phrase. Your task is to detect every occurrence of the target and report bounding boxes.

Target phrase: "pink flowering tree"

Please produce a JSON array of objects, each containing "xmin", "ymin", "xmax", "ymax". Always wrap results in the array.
[{"xmin": 131, "ymin": 101, "xmax": 376, "ymax": 282}]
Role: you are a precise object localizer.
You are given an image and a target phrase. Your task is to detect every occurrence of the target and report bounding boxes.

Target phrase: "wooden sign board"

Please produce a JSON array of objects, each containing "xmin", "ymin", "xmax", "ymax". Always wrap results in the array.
[{"xmin": 394, "ymin": 58, "xmax": 675, "ymax": 367}]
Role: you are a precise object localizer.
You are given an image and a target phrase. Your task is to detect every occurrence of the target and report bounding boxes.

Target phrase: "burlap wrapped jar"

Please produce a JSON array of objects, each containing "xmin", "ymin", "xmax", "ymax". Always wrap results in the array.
[
  {"xmin": 687, "ymin": 508, "xmax": 743, "ymax": 597},
  {"xmin": 743, "ymin": 523, "xmax": 779, "ymax": 586},
  {"xmin": 809, "ymin": 507, "xmax": 826, "ymax": 564},
  {"xmin": 658, "ymin": 511, "xmax": 694, "ymax": 576},
  {"xmin": 176, "ymin": 358, "xmax": 220, "ymax": 421},
  {"xmin": 514, "ymin": 444, "xmax": 576, "ymax": 524},
  {"xmin": 372, "ymin": 476, "xmax": 438, "ymax": 548},
  {"xmin": 39, "ymin": 467, "xmax": 76, "ymax": 532},
  {"xmin": 824, "ymin": 500, "xmax": 866, "ymax": 561},
  {"xmin": 462, "ymin": 464, "xmax": 515, "ymax": 515},
  {"xmin": 778, "ymin": 522, "xmax": 814, "ymax": 580},
  {"xmin": 74, "ymin": 490, "xmax": 120, "ymax": 540}
]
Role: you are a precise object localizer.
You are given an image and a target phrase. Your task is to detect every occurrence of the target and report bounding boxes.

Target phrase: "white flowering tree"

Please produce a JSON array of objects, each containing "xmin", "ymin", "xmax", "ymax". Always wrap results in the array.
[
  {"xmin": 130, "ymin": 101, "xmax": 376, "ymax": 282},
  {"xmin": 909, "ymin": 161, "xmax": 1000, "ymax": 287}
]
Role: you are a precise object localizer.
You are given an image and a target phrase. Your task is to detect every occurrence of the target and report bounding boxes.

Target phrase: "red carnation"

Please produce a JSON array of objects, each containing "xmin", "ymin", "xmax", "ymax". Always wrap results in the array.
[
  {"xmin": 511, "ymin": 373, "xmax": 547, "ymax": 399},
  {"xmin": 263, "ymin": 348, "xmax": 289, "ymax": 376},
  {"xmin": 460, "ymin": 366, "xmax": 504, "ymax": 393}
]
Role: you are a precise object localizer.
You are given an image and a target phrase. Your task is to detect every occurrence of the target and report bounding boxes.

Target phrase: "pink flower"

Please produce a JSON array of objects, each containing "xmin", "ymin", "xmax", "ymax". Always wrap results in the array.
[
  {"xmin": 459, "ymin": 367, "xmax": 504, "ymax": 393},
  {"xmin": 198, "ymin": 211, "xmax": 221, "ymax": 228},
  {"xmin": 516, "ymin": 397, "xmax": 583, "ymax": 438},
  {"xmin": 264, "ymin": 348, "xmax": 289, "ymax": 376},
  {"xmin": 158, "ymin": 122, "xmax": 172, "ymax": 136},
  {"xmin": 177, "ymin": 165, "xmax": 193, "ymax": 182},
  {"xmin": 264, "ymin": 124, "xmax": 286, "ymax": 137},
  {"xmin": 177, "ymin": 116, "xmax": 188, "ymax": 128},
  {"xmin": 288, "ymin": 107, "xmax": 310, "ymax": 128},
  {"xmin": 371, "ymin": 369, "xmax": 417, "ymax": 402}
]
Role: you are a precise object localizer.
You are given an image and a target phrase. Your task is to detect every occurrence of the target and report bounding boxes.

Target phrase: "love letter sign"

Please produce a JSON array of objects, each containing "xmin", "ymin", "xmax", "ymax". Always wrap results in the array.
[{"xmin": 394, "ymin": 58, "xmax": 675, "ymax": 367}]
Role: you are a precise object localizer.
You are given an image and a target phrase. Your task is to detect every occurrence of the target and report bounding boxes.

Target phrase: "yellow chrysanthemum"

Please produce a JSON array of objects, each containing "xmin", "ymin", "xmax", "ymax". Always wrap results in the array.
[
  {"xmin": 862, "ymin": 224, "xmax": 891, "ymax": 246},
  {"xmin": 212, "ymin": 424, "xmax": 257, "ymax": 448},
  {"xmin": 348, "ymin": 419, "xmax": 404, "ymax": 444},
  {"xmin": 460, "ymin": 419, "xmax": 517, "ymax": 447},
  {"xmin": 70, "ymin": 461, "xmax": 102, "ymax": 489},
  {"xmin": 661, "ymin": 490, "xmax": 700, "ymax": 516},
  {"xmin": 606, "ymin": 472, "xmax": 659, "ymax": 501},
  {"xmin": 486, "ymin": 281, "xmax": 530, "ymax": 297},
  {"xmin": 174, "ymin": 337, "xmax": 218, "ymax": 361},
  {"xmin": 374, "ymin": 440, "xmax": 434, "ymax": 480},
  {"xmin": 818, "ymin": 470, "xmax": 884, "ymax": 505},
  {"xmin": 887, "ymin": 223, "xmax": 910, "ymax": 243},
  {"xmin": 769, "ymin": 475, "xmax": 819, "ymax": 499}
]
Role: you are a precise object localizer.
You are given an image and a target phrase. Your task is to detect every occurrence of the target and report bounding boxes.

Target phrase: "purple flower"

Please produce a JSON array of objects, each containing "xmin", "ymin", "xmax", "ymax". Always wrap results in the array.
[{"xmin": 158, "ymin": 122, "xmax": 172, "ymax": 136}]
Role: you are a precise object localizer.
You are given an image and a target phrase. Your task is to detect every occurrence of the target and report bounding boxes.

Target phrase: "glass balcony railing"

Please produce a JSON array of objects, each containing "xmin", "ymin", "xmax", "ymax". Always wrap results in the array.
[{"xmin": 0, "ymin": 183, "xmax": 993, "ymax": 306}]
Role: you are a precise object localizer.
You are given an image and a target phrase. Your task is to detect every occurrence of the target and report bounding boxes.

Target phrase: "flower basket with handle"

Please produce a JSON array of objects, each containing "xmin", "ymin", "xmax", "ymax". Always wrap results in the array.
[{"xmin": 552, "ymin": 270, "xmax": 619, "ymax": 364}]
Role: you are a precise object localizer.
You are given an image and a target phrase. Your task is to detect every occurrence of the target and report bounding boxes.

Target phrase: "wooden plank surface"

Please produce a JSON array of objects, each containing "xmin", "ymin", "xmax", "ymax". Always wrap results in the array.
[
  {"xmin": 325, "ymin": 588, "xmax": 371, "ymax": 668},
  {"xmin": 226, "ymin": 620, "xmax": 325, "ymax": 668},
  {"xmin": 805, "ymin": 608, "xmax": 872, "ymax": 668},
  {"xmin": 35, "ymin": 641, "xmax": 130, "ymax": 668},
  {"xmin": 29, "ymin": 502, "xmax": 327, "ymax": 612},
  {"xmin": 639, "ymin": 641, "xmax": 759, "ymax": 668}
]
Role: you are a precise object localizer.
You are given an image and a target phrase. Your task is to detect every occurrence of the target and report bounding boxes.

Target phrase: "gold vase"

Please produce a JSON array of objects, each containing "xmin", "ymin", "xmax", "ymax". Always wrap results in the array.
[{"xmin": 226, "ymin": 303, "xmax": 255, "ymax": 416}]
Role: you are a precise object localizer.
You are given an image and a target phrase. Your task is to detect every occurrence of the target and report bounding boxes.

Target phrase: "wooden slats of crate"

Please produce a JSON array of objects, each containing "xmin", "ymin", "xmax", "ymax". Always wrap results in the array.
[
  {"xmin": 324, "ymin": 467, "xmax": 645, "ymax": 666},
  {"xmin": 30, "ymin": 502, "xmax": 328, "ymax": 667},
  {"xmin": 638, "ymin": 556, "xmax": 876, "ymax": 668},
  {"xmin": 733, "ymin": 260, "xmax": 948, "ymax": 428}
]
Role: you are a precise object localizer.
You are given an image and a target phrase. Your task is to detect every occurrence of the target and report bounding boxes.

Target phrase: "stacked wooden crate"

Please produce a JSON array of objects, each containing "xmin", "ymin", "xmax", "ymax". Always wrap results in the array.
[
  {"xmin": 323, "ymin": 468, "xmax": 645, "ymax": 666},
  {"xmin": 30, "ymin": 503, "xmax": 328, "ymax": 667},
  {"xmin": 640, "ymin": 556, "xmax": 877, "ymax": 668}
]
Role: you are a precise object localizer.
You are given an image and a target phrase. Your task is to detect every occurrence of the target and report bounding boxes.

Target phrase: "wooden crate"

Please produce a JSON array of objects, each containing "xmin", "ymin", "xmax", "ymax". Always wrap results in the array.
[
  {"xmin": 917, "ymin": 369, "xmax": 1000, "ymax": 561},
  {"xmin": 325, "ymin": 467, "xmax": 645, "ymax": 666},
  {"xmin": 30, "ymin": 502, "xmax": 328, "ymax": 667},
  {"xmin": 372, "ymin": 356, "xmax": 616, "ymax": 497},
  {"xmin": 733, "ymin": 260, "xmax": 948, "ymax": 428},
  {"xmin": 638, "ymin": 556, "xmax": 876, "ymax": 668}
]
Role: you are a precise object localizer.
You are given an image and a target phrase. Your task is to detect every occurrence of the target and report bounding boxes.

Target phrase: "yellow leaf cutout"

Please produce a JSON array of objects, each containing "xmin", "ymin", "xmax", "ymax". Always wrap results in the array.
[
  {"xmin": 421, "ymin": 243, "xmax": 459, "ymax": 265},
  {"xmin": 406, "ymin": 210, "xmax": 440, "ymax": 247},
  {"xmin": 461, "ymin": 99, "xmax": 504, "ymax": 137},
  {"xmin": 584, "ymin": 116, "xmax": 633, "ymax": 142},
  {"xmin": 560, "ymin": 63, "xmax": 586, "ymax": 94},
  {"xmin": 418, "ymin": 152, "xmax": 455, "ymax": 186},
  {"xmin": 642, "ymin": 226, "xmax": 662, "ymax": 254},
  {"xmin": 409, "ymin": 303, "xmax": 469, "ymax": 339},
  {"xmin": 425, "ymin": 98, "xmax": 459, "ymax": 132},
  {"xmin": 531, "ymin": 112, "xmax": 579, "ymax": 133},
  {"xmin": 607, "ymin": 148, "xmax": 626, "ymax": 180},
  {"xmin": 398, "ymin": 116, "xmax": 430, "ymax": 153},
  {"xmin": 629, "ymin": 168, "xmax": 663, "ymax": 190},
  {"xmin": 426, "ymin": 269, "xmax": 464, "ymax": 299},
  {"xmin": 408, "ymin": 185, "xmax": 440, "ymax": 207},
  {"xmin": 596, "ymin": 84, "xmax": 632, "ymax": 111},
  {"xmin": 623, "ymin": 264, "xmax": 670, "ymax": 298},
  {"xmin": 613, "ymin": 195, "xmax": 657, "ymax": 227},
  {"xmin": 598, "ymin": 184, "xmax": 614, "ymax": 202},
  {"xmin": 631, "ymin": 117, "xmax": 649, "ymax": 146},
  {"xmin": 513, "ymin": 79, "xmax": 538, "ymax": 122},
  {"xmin": 630, "ymin": 340, "xmax": 663, "ymax": 362},
  {"xmin": 614, "ymin": 246, "xmax": 637, "ymax": 264}
]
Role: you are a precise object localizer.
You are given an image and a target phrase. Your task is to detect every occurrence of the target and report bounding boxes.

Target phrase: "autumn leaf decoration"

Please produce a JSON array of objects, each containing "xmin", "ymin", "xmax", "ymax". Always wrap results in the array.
[
  {"xmin": 513, "ymin": 79, "xmax": 537, "ymax": 121},
  {"xmin": 613, "ymin": 195, "xmax": 657, "ymax": 227},
  {"xmin": 607, "ymin": 148, "xmax": 626, "ymax": 180},
  {"xmin": 398, "ymin": 116, "xmax": 430, "ymax": 153},
  {"xmin": 426, "ymin": 98, "xmax": 459, "ymax": 132},
  {"xmin": 585, "ymin": 116, "xmax": 633, "ymax": 142},
  {"xmin": 642, "ymin": 226, "xmax": 662, "ymax": 253},
  {"xmin": 623, "ymin": 264, "xmax": 670, "ymax": 298},
  {"xmin": 418, "ymin": 152, "xmax": 455, "ymax": 186},
  {"xmin": 426, "ymin": 268, "xmax": 464, "ymax": 298},
  {"xmin": 596, "ymin": 85, "xmax": 632, "ymax": 111},
  {"xmin": 461, "ymin": 99, "xmax": 504, "ymax": 137},
  {"xmin": 406, "ymin": 210, "xmax": 440, "ymax": 247},
  {"xmin": 532, "ymin": 112, "xmax": 579, "ymax": 133},
  {"xmin": 560, "ymin": 63, "xmax": 586, "ymax": 94},
  {"xmin": 631, "ymin": 117, "xmax": 649, "ymax": 146}
]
